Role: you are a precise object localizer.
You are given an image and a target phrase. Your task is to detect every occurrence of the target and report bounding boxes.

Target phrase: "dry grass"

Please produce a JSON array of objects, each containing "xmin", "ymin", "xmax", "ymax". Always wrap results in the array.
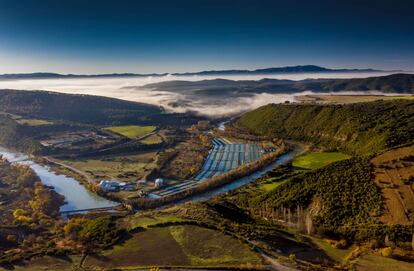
[{"xmin": 62, "ymin": 151, "xmax": 158, "ymax": 181}]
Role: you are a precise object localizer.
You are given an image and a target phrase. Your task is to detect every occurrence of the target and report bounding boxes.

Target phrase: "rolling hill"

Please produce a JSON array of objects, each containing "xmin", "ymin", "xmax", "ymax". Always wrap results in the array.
[
  {"xmin": 145, "ymin": 73, "xmax": 414, "ymax": 94},
  {"xmin": 237, "ymin": 99, "xmax": 414, "ymax": 154},
  {"xmin": 0, "ymin": 89, "xmax": 201, "ymax": 126}
]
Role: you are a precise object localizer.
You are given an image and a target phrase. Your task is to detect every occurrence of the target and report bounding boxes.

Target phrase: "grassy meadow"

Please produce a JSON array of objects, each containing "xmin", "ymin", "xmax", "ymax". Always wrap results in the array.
[
  {"xmin": 140, "ymin": 133, "xmax": 163, "ymax": 144},
  {"xmin": 292, "ymin": 152, "xmax": 351, "ymax": 169},
  {"xmin": 104, "ymin": 125, "xmax": 156, "ymax": 138}
]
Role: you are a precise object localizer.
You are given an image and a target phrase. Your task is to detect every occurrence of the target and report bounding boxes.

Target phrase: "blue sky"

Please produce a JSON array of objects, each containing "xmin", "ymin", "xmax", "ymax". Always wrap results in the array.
[{"xmin": 0, "ymin": 0, "xmax": 413, "ymax": 73}]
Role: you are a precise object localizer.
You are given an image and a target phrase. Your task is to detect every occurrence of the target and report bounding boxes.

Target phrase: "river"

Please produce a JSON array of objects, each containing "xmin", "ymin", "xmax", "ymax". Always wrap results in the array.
[
  {"xmin": 181, "ymin": 144, "xmax": 304, "ymax": 203},
  {"xmin": 0, "ymin": 147, "xmax": 118, "ymax": 213},
  {"xmin": 0, "ymin": 142, "xmax": 303, "ymax": 213}
]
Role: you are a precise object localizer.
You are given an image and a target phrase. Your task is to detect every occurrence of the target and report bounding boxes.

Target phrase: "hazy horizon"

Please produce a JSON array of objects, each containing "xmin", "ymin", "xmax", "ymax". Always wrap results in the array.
[{"xmin": 0, "ymin": 71, "xmax": 410, "ymax": 117}]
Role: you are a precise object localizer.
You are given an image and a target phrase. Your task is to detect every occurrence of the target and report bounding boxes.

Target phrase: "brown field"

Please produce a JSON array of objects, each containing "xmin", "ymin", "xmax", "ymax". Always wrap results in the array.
[
  {"xmin": 371, "ymin": 145, "xmax": 414, "ymax": 225},
  {"xmin": 62, "ymin": 151, "xmax": 159, "ymax": 182},
  {"xmin": 160, "ymin": 139, "xmax": 209, "ymax": 181}
]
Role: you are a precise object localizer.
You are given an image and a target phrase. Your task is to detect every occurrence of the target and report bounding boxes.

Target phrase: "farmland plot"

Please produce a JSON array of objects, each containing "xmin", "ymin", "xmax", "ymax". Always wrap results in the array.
[
  {"xmin": 154, "ymin": 138, "xmax": 265, "ymax": 197},
  {"xmin": 371, "ymin": 145, "xmax": 414, "ymax": 225}
]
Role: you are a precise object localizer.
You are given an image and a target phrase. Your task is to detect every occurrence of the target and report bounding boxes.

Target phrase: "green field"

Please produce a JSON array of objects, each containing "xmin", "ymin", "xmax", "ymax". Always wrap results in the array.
[
  {"xmin": 312, "ymin": 238, "xmax": 352, "ymax": 263},
  {"xmin": 140, "ymin": 134, "xmax": 163, "ymax": 144},
  {"xmin": 259, "ymin": 179, "xmax": 290, "ymax": 191},
  {"xmin": 104, "ymin": 125, "xmax": 156, "ymax": 138},
  {"xmin": 84, "ymin": 225, "xmax": 260, "ymax": 269},
  {"xmin": 292, "ymin": 152, "xmax": 351, "ymax": 169},
  {"xmin": 128, "ymin": 214, "xmax": 186, "ymax": 229},
  {"xmin": 355, "ymin": 253, "xmax": 414, "ymax": 271},
  {"xmin": 16, "ymin": 118, "xmax": 53, "ymax": 126}
]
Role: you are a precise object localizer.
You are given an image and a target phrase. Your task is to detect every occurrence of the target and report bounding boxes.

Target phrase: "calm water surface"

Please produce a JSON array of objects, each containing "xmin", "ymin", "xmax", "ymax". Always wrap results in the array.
[{"xmin": 0, "ymin": 147, "xmax": 118, "ymax": 213}]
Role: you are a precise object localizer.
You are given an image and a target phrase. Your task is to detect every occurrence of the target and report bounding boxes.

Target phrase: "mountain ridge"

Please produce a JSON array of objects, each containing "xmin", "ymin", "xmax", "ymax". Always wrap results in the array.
[
  {"xmin": 0, "ymin": 65, "xmax": 388, "ymax": 80},
  {"xmin": 143, "ymin": 73, "xmax": 414, "ymax": 94}
]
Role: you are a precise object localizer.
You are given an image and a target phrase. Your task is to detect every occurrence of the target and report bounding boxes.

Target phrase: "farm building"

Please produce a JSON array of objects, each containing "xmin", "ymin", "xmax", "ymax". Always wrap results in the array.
[
  {"xmin": 99, "ymin": 180, "xmax": 120, "ymax": 192},
  {"xmin": 99, "ymin": 180, "xmax": 136, "ymax": 192},
  {"xmin": 119, "ymin": 182, "xmax": 136, "ymax": 191},
  {"xmin": 154, "ymin": 178, "xmax": 165, "ymax": 188}
]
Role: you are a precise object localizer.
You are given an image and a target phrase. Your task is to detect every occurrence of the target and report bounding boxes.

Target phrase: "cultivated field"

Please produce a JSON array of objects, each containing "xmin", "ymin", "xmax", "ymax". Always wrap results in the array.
[
  {"xmin": 0, "ymin": 111, "xmax": 53, "ymax": 126},
  {"xmin": 104, "ymin": 125, "xmax": 156, "ymax": 138},
  {"xmin": 153, "ymin": 138, "xmax": 264, "ymax": 197},
  {"xmin": 83, "ymin": 225, "xmax": 260, "ymax": 269},
  {"xmin": 140, "ymin": 133, "xmax": 163, "ymax": 144},
  {"xmin": 371, "ymin": 145, "xmax": 414, "ymax": 225},
  {"xmin": 62, "ymin": 151, "xmax": 158, "ymax": 181},
  {"xmin": 292, "ymin": 152, "xmax": 351, "ymax": 169}
]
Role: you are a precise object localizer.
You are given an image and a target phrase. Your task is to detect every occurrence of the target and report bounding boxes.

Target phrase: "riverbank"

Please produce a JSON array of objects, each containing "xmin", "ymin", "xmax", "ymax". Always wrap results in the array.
[
  {"xmin": 1, "ymin": 140, "xmax": 304, "ymax": 214},
  {"xmin": 0, "ymin": 147, "xmax": 119, "ymax": 213}
]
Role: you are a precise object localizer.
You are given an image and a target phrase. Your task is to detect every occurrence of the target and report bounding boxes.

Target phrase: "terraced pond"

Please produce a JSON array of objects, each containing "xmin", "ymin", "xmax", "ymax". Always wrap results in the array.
[{"xmin": 153, "ymin": 138, "xmax": 265, "ymax": 197}]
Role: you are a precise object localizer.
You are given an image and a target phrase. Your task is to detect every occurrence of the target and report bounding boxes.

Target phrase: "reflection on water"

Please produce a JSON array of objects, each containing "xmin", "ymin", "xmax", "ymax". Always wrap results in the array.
[{"xmin": 0, "ymin": 147, "xmax": 118, "ymax": 213}]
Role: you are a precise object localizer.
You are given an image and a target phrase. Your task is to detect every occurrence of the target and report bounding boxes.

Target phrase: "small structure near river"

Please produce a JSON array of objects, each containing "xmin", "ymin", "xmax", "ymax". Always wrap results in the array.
[{"xmin": 99, "ymin": 180, "xmax": 136, "ymax": 192}]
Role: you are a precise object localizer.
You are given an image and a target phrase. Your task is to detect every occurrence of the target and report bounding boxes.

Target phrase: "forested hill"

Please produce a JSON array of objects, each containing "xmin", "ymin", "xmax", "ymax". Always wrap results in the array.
[
  {"xmin": 315, "ymin": 73, "xmax": 414, "ymax": 93},
  {"xmin": 237, "ymin": 99, "xmax": 414, "ymax": 154},
  {"xmin": 0, "ymin": 89, "xmax": 200, "ymax": 126},
  {"xmin": 145, "ymin": 73, "xmax": 414, "ymax": 94}
]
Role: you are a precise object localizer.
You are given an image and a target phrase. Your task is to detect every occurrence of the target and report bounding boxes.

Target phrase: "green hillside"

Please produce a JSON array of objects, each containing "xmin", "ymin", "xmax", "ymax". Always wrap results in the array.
[
  {"xmin": 237, "ymin": 100, "xmax": 414, "ymax": 154},
  {"xmin": 316, "ymin": 73, "xmax": 414, "ymax": 93}
]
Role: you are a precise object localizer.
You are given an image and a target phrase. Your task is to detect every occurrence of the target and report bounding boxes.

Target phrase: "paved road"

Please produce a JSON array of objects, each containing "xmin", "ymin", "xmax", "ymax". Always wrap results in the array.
[{"xmin": 44, "ymin": 157, "xmax": 94, "ymax": 184}]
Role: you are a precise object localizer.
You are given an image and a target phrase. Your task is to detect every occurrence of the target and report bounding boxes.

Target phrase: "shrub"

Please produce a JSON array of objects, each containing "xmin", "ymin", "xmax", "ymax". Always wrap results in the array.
[{"xmin": 381, "ymin": 247, "xmax": 393, "ymax": 257}]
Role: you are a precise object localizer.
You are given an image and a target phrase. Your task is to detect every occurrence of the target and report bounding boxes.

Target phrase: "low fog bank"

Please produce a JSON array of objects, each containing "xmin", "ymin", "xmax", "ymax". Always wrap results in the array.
[{"xmin": 0, "ymin": 72, "xmax": 408, "ymax": 118}]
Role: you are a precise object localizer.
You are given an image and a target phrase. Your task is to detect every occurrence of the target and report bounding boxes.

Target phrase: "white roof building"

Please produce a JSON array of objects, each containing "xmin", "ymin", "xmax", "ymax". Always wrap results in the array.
[{"xmin": 154, "ymin": 178, "xmax": 165, "ymax": 188}]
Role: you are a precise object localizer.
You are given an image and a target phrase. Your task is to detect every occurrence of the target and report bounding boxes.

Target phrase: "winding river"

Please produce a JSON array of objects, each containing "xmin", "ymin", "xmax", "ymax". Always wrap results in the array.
[
  {"xmin": 0, "ymin": 147, "xmax": 118, "ymax": 213},
  {"xmin": 181, "ymin": 144, "xmax": 304, "ymax": 203},
  {"xmin": 0, "ymin": 142, "xmax": 303, "ymax": 213}
]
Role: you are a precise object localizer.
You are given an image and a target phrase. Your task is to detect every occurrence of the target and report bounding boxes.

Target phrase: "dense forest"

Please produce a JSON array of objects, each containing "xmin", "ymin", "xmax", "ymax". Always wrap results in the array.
[
  {"xmin": 0, "ymin": 157, "xmax": 64, "ymax": 253},
  {"xmin": 237, "ymin": 99, "xmax": 414, "ymax": 154},
  {"xmin": 250, "ymin": 158, "xmax": 383, "ymax": 238}
]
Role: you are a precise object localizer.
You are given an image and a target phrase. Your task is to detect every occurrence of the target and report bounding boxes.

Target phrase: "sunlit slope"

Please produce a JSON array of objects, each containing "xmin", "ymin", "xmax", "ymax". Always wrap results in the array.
[{"xmin": 238, "ymin": 100, "xmax": 414, "ymax": 154}]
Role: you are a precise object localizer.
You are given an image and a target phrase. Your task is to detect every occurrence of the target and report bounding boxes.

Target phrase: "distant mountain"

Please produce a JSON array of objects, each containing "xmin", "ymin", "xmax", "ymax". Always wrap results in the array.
[
  {"xmin": 0, "ymin": 72, "xmax": 167, "ymax": 80},
  {"xmin": 144, "ymin": 73, "xmax": 414, "ymax": 94},
  {"xmin": 173, "ymin": 65, "xmax": 381, "ymax": 76},
  {"xmin": 0, "ymin": 65, "xmax": 386, "ymax": 80}
]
